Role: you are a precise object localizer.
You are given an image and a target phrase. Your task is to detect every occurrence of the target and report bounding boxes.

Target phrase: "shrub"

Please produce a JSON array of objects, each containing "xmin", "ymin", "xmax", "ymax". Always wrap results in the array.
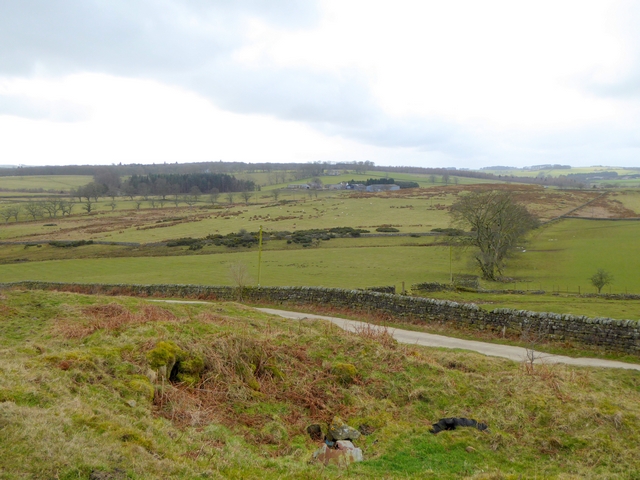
[
  {"xmin": 48, "ymin": 240, "xmax": 94, "ymax": 248},
  {"xmin": 376, "ymin": 227, "xmax": 400, "ymax": 233},
  {"xmin": 165, "ymin": 237, "xmax": 200, "ymax": 247},
  {"xmin": 396, "ymin": 181, "xmax": 419, "ymax": 189},
  {"xmin": 431, "ymin": 227, "xmax": 467, "ymax": 236}
]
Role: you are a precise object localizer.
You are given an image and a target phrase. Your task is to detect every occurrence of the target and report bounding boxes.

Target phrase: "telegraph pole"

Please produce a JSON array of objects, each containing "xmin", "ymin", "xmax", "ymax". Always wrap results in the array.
[{"xmin": 257, "ymin": 225, "xmax": 263, "ymax": 286}]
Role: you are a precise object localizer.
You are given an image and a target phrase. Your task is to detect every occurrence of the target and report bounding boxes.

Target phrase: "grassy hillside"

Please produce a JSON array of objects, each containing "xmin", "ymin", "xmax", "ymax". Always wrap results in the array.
[
  {"xmin": 1, "ymin": 288, "xmax": 640, "ymax": 479},
  {"xmin": 0, "ymin": 175, "xmax": 94, "ymax": 192}
]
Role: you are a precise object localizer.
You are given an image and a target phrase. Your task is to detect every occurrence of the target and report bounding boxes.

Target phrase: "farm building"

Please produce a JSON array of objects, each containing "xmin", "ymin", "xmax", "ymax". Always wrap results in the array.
[{"xmin": 366, "ymin": 184, "xmax": 400, "ymax": 192}]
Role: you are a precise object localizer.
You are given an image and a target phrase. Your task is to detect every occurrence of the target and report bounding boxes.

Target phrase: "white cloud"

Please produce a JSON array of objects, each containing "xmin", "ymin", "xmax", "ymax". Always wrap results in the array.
[{"xmin": 0, "ymin": 0, "xmax": 639, "ymax": 167}]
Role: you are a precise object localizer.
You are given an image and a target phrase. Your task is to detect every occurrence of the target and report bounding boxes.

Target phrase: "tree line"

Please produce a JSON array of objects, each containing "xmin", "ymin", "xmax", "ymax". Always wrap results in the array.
[
  {"xmin": 70, "ymin": 172, "xmax": 256, "ymax": 201},
  {"xmin": 122, "ymin": 173, "xmax": 256, "ymax": 197}
]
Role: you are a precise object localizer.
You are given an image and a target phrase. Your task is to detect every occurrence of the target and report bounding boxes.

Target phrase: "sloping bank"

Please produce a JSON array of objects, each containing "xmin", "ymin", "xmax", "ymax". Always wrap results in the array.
[{"xmin": 2, "ymin": 281, "xmax": 639, "ymax": 354}]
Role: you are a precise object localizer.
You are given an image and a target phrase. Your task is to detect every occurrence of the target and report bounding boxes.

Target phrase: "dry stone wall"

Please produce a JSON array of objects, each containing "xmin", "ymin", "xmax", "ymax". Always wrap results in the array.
[{"xmin": 4, "ymin": 281, "xmax": 639, "ymax": 354}]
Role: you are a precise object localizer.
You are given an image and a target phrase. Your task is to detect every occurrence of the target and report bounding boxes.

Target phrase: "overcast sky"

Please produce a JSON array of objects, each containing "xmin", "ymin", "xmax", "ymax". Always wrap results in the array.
[{"xmin": 1, "ymin": 0, "xmax": 639, "ymax": 168}]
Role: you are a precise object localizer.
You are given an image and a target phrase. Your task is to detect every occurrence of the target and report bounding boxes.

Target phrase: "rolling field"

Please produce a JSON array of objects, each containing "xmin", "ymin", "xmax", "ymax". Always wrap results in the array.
[
  {"xmin": 1, "ymin": 218, "xmax": 640, "ymax": 318},
  {"xmin": 0, "ymin": 244, "xmax": 450, "ymax": 288},
  {"xmin": 1, "ymin": 177, "xmax": 640, "ymax": 320},
  {"xmin": 0, "ymin": 175, "xmax": 93, "ymax": 191},
  {"xmin": 481, "ymin": 166, "xmax": 640, "ymax": 178}
]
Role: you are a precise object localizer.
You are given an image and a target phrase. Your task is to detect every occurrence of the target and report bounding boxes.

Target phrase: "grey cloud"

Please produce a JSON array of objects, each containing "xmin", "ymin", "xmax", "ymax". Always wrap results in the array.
[
  {"xmin": 191, "ymin": 60, "xmax": 481, "ymax": 155},
  {"xmin": 192, "ymin": 63, "xmax": 376, "ymax": 124},
  {"xmin": 3, "ymin": 0, "xmax": 638, "ymax": 165},
  {"xmin": 0, "ymin": 94, "xmax": 91, "ymax": 122},
  {"xmin": 0, "ymin": 1, "xmax": 318, "ymax": 76},
  {"xmin": 0, "ymin": 0, "xmax": 499, "ymax": 157}
]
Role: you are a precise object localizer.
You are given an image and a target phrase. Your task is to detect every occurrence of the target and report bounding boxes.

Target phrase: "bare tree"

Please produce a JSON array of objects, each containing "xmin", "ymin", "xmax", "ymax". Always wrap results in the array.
[
  {"xmin": 450, "ymin": 190, "xmax": 539, "ymax": 281},
  {"xmin": 240, "ymin": 191, "xmax": 252, "ymax": 205},
  {"xmin": 10, "ymin": 205, "xmax": 21, "ymax": 222},
  {"xmin": 139, "ymin": 183, "xmax": 151, "ymax": 201},
  {"xmin": 189, "ymin": 186, "xmax": 202, "ymax": 203},
  {"xmin": 60, "ymin": 200, "xmax": 75, "ymax": 217},
  {"xmin": 183, "ymin": 195, "xmax": 196, "ymax": 207},
  {"xmin": 209, "ymin": 188, "xmax": 220, "ymax": 205},
  {"xmin": 309, "ymin": 177, "xmax": 323, "ymax": 189},
  {"xmin": 520, "ymin": 321, "xmax": 549, "ymax": 375},
  {"xmin": 271, "ymin": 189, "xmax": 281, "ymax": 202},
  {"xmin": 24, "ymin": 201, "xmax": 43, "ymax": 220},
  {"xmin": 1, "ymin": 208, "xmax": 13, "ymax": 223},
  {"xmin": 82, "ymin": 201, "xmax": 93, "ymax": 213},
  {"xmin": 226, "ymin": 192, "xmax": 234, "ymax": 204},
  {"xmin": 590, "ymin": 269, "xmax": 613, "ymax": 293},
  {"xmin": 228, "ymin": 262, "xmax": 253, "ymax": 300},
  {"xmin": 42, "ymin": 198, "xmax": 63, "ymax": 218},
  {"xmin": 122, "ymin": 182, "xmax": 137, "ymax": 200}
]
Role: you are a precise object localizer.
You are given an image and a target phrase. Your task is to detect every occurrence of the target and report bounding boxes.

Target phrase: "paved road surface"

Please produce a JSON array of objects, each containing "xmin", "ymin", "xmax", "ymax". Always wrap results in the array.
[
  {"xmin": 256, "ymin": 308, "xmax": 640, "ymax": 371},
  {"xmin": 151, "ymin": 301, "xmax": 640, "ymax": 371}
]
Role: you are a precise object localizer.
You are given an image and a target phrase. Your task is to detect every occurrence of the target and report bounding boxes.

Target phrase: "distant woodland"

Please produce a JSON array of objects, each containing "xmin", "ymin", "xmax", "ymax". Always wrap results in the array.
[{"xmin": 0, "ymin": 160, "xmax": 620, "ymax": 189}]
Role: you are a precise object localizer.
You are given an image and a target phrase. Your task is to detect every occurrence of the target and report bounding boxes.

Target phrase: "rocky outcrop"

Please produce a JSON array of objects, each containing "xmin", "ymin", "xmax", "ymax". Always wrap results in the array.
[{"xmin": 310, "ymin": 416, "xmax": 363, "ymax": 466}]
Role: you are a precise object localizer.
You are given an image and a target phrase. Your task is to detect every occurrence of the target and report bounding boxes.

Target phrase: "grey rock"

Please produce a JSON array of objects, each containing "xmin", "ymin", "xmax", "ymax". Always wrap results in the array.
[
  {"xmin": 312, "ymin": 442, "xmax": 363, "ymax": 466},
  {"xmin": 328, "ymin": 416, "xmax": 361, "ymax": 441}
]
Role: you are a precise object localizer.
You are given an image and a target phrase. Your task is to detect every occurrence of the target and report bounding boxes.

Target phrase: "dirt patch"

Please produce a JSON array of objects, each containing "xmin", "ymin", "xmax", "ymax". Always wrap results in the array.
[{"xmin": 567, "ymin": 194, "xmax": 640, "ymax": 219}]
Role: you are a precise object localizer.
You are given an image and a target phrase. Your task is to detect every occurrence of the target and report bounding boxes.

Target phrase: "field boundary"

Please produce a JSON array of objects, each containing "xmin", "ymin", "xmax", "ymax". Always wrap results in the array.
[{"xmin": 3, "ymin": 281, "xmax": 639, "ymax": 354}]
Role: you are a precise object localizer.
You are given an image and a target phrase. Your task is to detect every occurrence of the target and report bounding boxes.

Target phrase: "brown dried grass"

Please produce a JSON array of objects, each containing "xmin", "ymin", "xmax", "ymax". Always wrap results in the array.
[
  {"xmin": 55, "ymin": 303, "xmax": 178, "ymax": 338},
  {"xmin": 351, "ymin": 322, "xmax": 396, "ymax": 349},
  {"xmin": 150, "ymin": 334, "xmax": 352, "ymax": 437}
]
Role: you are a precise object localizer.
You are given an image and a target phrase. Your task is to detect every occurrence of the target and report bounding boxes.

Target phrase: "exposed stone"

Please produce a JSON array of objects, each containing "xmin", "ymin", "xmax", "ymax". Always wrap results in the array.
[
  {"xmin": 313, "ymin": 442, "xmax": 363, "ymax": 466},
  {"xmin": 328, "ymin": 416, "xmax": 361, "ymax": 441}
]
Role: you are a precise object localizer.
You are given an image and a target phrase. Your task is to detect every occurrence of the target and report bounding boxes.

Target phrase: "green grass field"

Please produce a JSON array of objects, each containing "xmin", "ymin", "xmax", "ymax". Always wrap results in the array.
[
  {"xmin": 481, "ymin": 166, "xmax": 640, "ymax": 178},
  {"xmin": 514, "ymin": 219, "xmax": 640, "ymax": 293},
  {"xmin": 0, "ymin": 175, "xmax": 94, "ymax": 191},
  {"xmin": 1, "ymin": 218, "xmax": 640, "ymax": 317},
  {"xmin": 1, "ymin": 176, "xmax": 639, "ymax": 320}
]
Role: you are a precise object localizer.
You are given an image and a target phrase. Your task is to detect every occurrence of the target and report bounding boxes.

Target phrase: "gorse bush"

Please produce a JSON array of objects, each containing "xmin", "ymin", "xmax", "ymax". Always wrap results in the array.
[{"xmin": 48, "ymin": 240, "xmax": 94, "ymax": 248}]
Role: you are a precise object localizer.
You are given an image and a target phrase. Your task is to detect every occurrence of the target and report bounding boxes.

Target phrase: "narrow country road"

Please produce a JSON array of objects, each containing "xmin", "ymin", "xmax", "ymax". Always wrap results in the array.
[
  {"xmin": 151, "ymin": 300, "xmax": 640, "ymax": 371},
  {"xmin": 256, "ymin": 308, "xmax": 640, "ymax": 371}
]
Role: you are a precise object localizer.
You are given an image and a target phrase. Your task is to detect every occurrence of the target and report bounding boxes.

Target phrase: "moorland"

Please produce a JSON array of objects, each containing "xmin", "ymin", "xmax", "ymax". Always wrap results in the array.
[{"xmin": 1, "ymin": 163, "xmax": 640, "ymax": 478}]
